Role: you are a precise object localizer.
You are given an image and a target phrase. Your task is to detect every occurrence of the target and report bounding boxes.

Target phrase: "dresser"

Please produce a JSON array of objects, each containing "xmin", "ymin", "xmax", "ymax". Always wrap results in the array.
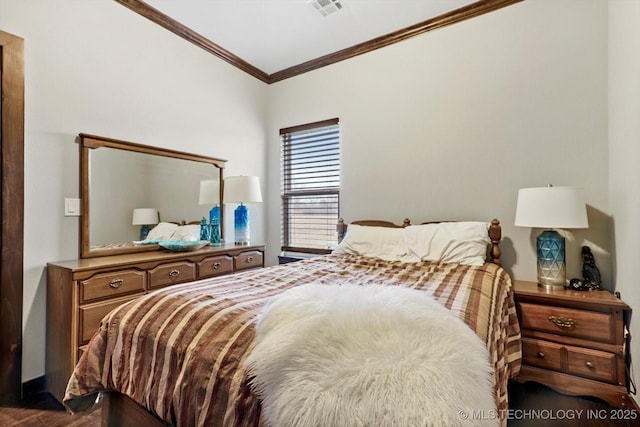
[
  {"xmin": 45, "ymin": 243, "xmax": 264, "ymax": 403},
  {"xmin": 513, "ymin": 280, "xmax": 631, "ymax": 407}
]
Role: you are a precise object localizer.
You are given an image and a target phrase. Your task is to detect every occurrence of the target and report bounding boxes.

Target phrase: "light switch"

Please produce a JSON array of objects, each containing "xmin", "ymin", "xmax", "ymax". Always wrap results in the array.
[{"xmin": 64, "ymin": 198, "xmax": 81, "ymax": 217}]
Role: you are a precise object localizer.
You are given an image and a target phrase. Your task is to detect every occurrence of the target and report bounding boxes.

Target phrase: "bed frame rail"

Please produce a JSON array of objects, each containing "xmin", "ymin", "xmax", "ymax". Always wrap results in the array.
[{"xmin": 102, "ymin": 392, "xmax": 168, "ymax": 427}]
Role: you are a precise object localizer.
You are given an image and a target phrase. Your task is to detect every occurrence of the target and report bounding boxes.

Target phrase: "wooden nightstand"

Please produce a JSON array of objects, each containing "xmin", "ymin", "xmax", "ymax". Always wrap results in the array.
[{"xmin": 513, "ymin": 280, "xmax": 632, "ymax": 408}]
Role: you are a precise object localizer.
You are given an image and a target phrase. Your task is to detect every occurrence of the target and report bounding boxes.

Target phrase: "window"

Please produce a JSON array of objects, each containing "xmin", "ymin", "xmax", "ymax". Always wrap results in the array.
[{"xmin": 281, "ymin": 118, "xmax": 340, "ymax": 253}]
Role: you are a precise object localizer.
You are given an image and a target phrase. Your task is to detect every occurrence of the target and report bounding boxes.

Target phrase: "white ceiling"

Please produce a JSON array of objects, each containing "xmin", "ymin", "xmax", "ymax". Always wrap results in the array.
[{"xmin": 144, "ymin": 0, "xmax": 477, "ymax": 75}]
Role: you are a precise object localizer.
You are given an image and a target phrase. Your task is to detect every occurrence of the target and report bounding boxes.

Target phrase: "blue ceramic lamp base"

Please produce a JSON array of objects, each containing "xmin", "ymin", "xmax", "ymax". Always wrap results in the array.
[
  {"xmin": 140, "ymin": 225, "xmax": 153, "ymax": 240},
  {"xmin": 234, "ymin": 204, "xmax": 250, "ymax": 245},
  {"xmin": 536, "ymin": 229, "xmax": 566, "ymax": 290}
]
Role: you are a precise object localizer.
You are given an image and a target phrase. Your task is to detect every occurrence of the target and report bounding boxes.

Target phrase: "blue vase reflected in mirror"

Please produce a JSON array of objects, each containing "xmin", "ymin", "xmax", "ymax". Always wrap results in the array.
[
  {"xmin": 209, "ymin": 218, "xmax": 221, "ymax": 246},
  {"xmin": 200, "ymin": 217, "xmax": 210, "ymax": 241}
]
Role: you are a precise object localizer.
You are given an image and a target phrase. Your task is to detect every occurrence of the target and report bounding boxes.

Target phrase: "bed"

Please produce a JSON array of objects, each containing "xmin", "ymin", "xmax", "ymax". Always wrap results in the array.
[{"xmin": 64, "ymin": 218, "xmax": 521, "ymax": 426}]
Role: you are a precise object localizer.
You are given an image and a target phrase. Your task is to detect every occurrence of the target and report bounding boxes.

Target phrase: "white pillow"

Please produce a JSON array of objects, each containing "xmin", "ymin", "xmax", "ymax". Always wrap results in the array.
[
  {"xmin": 404, "ymin": 222, "xmax": 489, "ymax": 266},
  {"xmin": 333, "ymin": 224, "xmax": 412, "ymax": 262},
  {"xmin": 169, "ymin": 224, "xmax": 201, "ymax": 242},
  {"xmin": 144, "ymin": 222, "xmax": 178, "ymax": 241}
]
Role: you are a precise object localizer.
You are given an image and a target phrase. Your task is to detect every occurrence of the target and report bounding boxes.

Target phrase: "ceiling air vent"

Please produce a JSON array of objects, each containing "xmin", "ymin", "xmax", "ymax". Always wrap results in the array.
[{"xmin": 308, "ymin": 0, "xmax": 344, "ymax": 17}]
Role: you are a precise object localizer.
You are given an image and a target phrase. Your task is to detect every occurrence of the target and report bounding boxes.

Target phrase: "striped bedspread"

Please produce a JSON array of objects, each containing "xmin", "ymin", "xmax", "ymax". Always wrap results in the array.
[{"xmin": 64, "ymin": 254, "xmax": 521, "ymax": 426}]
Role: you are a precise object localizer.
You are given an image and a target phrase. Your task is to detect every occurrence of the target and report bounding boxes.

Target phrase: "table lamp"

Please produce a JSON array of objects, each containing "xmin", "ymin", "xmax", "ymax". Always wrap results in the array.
[
  {"xmin": 132, "ymin": 208, "xmax": 159, "ymax": 240},
  {"xmin": 199, "ymin": 179, "xmax": 221, "ymax": 227},
  {"xmin": 515, "ymin": 186, "xmax": 588, "ymax": 290},
  {"xmin": 223, "ymin": 175, "xmax": 262, "ymax": 245}
]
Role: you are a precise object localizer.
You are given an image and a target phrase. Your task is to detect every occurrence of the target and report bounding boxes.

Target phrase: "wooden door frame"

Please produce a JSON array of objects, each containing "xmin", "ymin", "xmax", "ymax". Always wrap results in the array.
[{"xmin": 0, "ymin": 29, "xmax": 25, "ymax": 403}]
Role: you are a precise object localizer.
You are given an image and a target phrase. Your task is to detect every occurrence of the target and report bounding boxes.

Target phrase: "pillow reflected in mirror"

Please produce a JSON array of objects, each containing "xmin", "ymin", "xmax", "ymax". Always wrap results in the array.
[
  {"xmin": 141, "ymin": 222, "xmax": 202, "ymax": 243},
  {"xmin": 144, "ymin": 222, "xmax": 178, "ymax": 241},
  {"xmin": 170, "ymin": 225, "xmax": 201, "ymax": 242}
]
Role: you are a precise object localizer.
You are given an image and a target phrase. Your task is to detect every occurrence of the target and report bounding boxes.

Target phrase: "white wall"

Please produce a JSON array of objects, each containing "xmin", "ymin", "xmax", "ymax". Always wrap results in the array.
[
  {"xmin": 0, "ymin": 0, "xmax": 268, "ymax": 382},
  {"xmin": 267, "ymin": 0, "xmax": 610, "ymax": 287},
  {"xmin": 609, "ymin": 0, "xmax": 640, "ymax": 405}
]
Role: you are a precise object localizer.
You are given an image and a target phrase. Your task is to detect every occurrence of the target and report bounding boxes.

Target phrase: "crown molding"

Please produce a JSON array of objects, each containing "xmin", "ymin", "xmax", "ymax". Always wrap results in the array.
[
  {"xmin": 114, "ymin": 0, "xmax": 270, "ymax": 83},
  {"xmin": 114, "ymin": 0, "xmax": 523, "ymax": 84}
]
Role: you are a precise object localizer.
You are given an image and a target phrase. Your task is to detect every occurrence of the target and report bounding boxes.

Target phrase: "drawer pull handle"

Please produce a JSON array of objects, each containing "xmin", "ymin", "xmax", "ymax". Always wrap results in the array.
[
  {"xmin": 109, "ymin": 279, "xmax": 123, "ymax": 289},
  {"xmin": 586, "ymin": 361, "xmax": 595, "ymax": 369},
  {"xmin": 548, "ymin": 316, "xmax": 576, "ymax": 328},
  {"xmin": 169, "ymin": 269, "xmax": 180, "ymax": 278},
  {"xmin": 536, "ymin": 352, "xmax": 545, "ymax": 359},
  {"xmin": 246, "ymin": 256, "xmax": 254, "ymax": 263},
  {"xmin": 213, "ymin": 262, "xmax": 221, "ymax": 270}
]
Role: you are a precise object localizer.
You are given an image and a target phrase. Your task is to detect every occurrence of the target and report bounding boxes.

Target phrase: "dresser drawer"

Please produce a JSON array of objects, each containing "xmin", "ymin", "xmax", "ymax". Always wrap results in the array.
[
  {"xmin": 566, "ymin": 346, "xmax": 617, "ymax": 384},
  {"xmin": 148, "ymin": 261, "xmax": 196, "ymax": 289},
  {"xmin": 79, "ymin": 296, "xmax": 137, "ymax": 345},
  {"xmin": 522, "ymin": 338, "xmax": 563, "ymax": 371},
  {"xmin": 80, "ymin": 270, "xmax": 145, "ymax": 303},
  {"xmin": 518, "ymin": 302, "xmax": 615, "ymax": 343},
  {"xmin": 234, "ymin": 250, "xmax": 263, "ymax": 271},
  {"xmin": 198, "ymin": 255, "xmax": 233, "ymax": 279}
]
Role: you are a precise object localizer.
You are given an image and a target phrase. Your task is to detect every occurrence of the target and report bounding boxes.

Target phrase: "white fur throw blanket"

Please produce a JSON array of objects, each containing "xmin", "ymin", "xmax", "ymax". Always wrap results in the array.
[{"xmin": 245, "ymin": 284, "xmax": 497, "ymax": 427}]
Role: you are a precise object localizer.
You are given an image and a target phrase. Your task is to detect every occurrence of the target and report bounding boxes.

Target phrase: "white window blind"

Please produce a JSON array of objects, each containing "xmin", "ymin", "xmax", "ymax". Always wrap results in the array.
[{"xmin": 281, "ymin": 118, "xmax": 340, "ymax": 253}]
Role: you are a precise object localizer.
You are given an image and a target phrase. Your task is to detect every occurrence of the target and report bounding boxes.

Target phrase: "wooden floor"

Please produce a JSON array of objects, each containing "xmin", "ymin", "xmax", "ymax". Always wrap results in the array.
[
  {"xmin": 507, "ymin": 381, "xmax": 639, "ymax": 427},
  {"xmin": 0, "ymin": 393, "xmax": 100, "ymax": 427},
  {"xmin": 0, "ymin": 381, "xmax": 637, "ymax": 426}
]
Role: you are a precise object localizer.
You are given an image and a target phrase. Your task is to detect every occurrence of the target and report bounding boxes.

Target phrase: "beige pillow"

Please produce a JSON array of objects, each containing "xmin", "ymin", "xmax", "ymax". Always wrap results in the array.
[
  {"xmin": 404, "ymin": 222, "xmax": 489, "ymax": 266},
  {"xmin": 333, "ymin": 224, "xmax": 412, "ymax": 261}
]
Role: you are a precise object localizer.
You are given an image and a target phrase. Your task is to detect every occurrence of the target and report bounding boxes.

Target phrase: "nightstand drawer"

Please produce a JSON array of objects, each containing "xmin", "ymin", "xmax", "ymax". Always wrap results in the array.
[
  {"xmin": 522, "ymin": 338, "xmax": 563, "ymax": 371},
  {"xmin": 566, "ymin": 346, "xmax": 617, "ymax": 384},
  {"xmin": 80, "ymin": 270, "xmax": 145, "ymax": 303},
  {"xmin": 148, "ymin": 261, "xmax": 196, "ymax": 289},
  {"xmin": 518, "ymin": 302, "xmax": 615, "ymax": 343}
]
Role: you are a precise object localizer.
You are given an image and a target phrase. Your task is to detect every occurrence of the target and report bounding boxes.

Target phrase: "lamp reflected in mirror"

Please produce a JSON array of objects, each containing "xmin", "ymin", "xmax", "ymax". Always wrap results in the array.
[
  {"xmin": 132, "ymin": 208, "xmax": 159, "ymax": 240},
  {"xmin": 199, "ymin": 179, "xmax": 221, "ymax": 226}
]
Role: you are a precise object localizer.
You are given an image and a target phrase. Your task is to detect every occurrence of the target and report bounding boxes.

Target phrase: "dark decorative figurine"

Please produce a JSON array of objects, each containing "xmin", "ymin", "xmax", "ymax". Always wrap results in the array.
[
  {"xmin": 569, "ymin": 246, "xmax": 602, "ymax": 291},
  {"xmin": 581, "ymin": 246, "xmax": 601, "ymax": 286}
]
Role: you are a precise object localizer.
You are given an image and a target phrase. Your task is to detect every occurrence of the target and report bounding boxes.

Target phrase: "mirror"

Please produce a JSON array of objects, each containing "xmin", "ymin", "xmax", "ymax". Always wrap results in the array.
[{"xmin": 80, "ymin": 133, "xmax": 226, "ymax": 258}]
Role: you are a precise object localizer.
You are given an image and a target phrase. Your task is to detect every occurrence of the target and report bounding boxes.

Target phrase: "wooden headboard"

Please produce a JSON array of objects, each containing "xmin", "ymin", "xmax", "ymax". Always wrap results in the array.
[
  {"xmin": 169, "ymin": 220, "xmax": 202, "ymax": 226},
  {"xmin": 336, "ymin": 218, "xmax": 502, "ymax": 265}
]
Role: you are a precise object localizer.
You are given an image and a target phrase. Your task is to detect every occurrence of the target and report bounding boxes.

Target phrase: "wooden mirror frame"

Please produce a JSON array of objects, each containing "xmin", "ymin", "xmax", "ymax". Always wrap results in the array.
[{"xmin": 79, "ymin": 133, "xmax": 226, "ymax": 258}]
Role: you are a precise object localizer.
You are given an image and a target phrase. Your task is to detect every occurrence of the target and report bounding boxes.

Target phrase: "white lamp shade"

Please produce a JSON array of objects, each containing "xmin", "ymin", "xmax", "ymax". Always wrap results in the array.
[
  {"xmin": 224, "ymin": 176, "xmax": 262, "ymax": 203},
  {"xmin": 199, "ymin": 179, "xmax": 220, "ymax": 205},
  {"xmin": 515, "ymin": 186, "xmax": 588, "ymax": 229},
  {"xmin": 132, "ymin": 208, "xmax": 159, "ymax": 225}
]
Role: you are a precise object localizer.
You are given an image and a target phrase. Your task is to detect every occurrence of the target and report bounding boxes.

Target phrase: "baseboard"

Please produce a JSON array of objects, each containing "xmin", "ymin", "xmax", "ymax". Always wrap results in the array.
[{"xmin": 22, "ymin": 375, "xmax": 46, "ymax": 399}]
